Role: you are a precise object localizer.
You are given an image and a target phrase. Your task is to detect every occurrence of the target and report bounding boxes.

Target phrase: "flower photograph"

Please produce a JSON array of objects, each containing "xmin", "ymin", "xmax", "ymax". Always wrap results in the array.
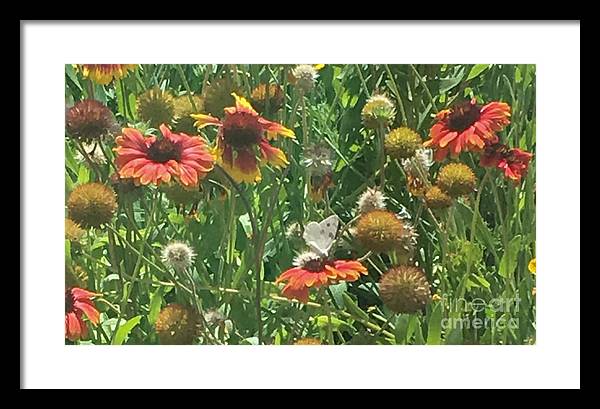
[{"xmin": 64, "ymin": 63, "xmax": 536, "ymax": 345}]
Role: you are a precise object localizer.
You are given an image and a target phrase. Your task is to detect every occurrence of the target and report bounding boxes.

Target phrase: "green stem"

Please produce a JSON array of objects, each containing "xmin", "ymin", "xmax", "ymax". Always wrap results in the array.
[
  {"xmin": 110, "ymin": 191, "xmax": 159, "ymax": 344},
  {"xmin": 354, "ymin": 64, "xmax": 371, "ymax": 97},
  {"xmin": 461, "ymin": 170, "xmax": 490, "ymax": 298},
  {"xmin": 384, "ymin": 65, "xmax": 408, "ymax": 126},
  {"xmin": 119, "ymin": 79, "xmax": 131, "ymax": 121},
  {"xmin": 320, "ymin": 288, "xmax": 335, "ymax": 345},
  {"xmin": 74, "ymin": 140, "xmax": 103, "ymax": 182},
  {"xmin": 377, "ymin": 123, "xmax": 387, "ymax": 190},
  {"xmin": 409, "ymin": 64, "xmax": 439, "ymax": 113},
  {"xmin": 181, "ymin": 268, "xmax": 220, "ymax": 344},
  {"xmin": 176, "ymin": 64, "xmax": 198, "ymax": 111}
]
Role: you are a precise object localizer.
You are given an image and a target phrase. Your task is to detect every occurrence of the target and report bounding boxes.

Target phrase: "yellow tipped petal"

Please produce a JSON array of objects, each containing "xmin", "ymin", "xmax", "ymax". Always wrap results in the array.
[
  {"xmin": 191, "ymin": 113, "xmax": 221, "ymax": 129},
  {"xmin": 313, "ymin": 64, "xmax": 325, "ymax": 70},
  {"xmin": 231, "ymin": 93, "xmax": 257, "ymax": 114}
]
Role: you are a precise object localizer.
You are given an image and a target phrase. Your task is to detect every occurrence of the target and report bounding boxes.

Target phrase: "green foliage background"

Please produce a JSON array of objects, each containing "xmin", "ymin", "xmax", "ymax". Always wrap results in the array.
[{"xmin": 65, "ymin": 64, "xmax": 536, "ymax": 345}]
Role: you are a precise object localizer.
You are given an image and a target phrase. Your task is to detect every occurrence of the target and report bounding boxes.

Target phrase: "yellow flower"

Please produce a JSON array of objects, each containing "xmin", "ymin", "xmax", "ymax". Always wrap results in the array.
[
  {"xmin": 528, "ymin": 258, "xmax": 536, "ymax": 275},
  {"xmin": 75, "ymin": 64, "xmax": 137, "ymax": 85}
]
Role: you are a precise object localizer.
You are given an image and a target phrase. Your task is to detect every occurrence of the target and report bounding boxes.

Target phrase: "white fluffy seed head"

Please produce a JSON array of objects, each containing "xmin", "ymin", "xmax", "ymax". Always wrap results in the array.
[
  {"xmin": 292, "ymin": 64, "xmax": 319, "ymax": 92},
  {"xmin": 161, "ymin": 241, "xmax": 196, "ymax": 271},
  {"xmin": 357, "ymin": 187, "xmax": 387, "ymax": 214},
  {"xmin": 301, "ymin": 143, "xmax": 333, "ymax": 177},
  {"xmin": 402, "ymin": 148, "xmax": 434, "ymax": 174}
]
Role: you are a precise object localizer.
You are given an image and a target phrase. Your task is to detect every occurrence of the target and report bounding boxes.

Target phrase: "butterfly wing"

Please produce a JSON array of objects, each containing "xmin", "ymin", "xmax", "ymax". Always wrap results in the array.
[{"xmin": 303, "ymin": 215, "xmax": 339, "ymax": 257}]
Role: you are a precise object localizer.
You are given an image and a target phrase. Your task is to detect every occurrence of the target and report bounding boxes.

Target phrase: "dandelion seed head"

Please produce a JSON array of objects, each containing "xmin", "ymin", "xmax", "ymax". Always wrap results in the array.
[
  {"xmin": 356, "ymin": 187, "xmax": 387, "ymax": 214},
  {"xmin": 301, "ymin": 142, "xmax": 333, "ymax": 176},
  {"xmin": 161, "ymin": 241, "xmax": 196, "ymax": 271},
  {"xmin": 291, "ymin": 64, "xmax": 320, "ymax": 93}
]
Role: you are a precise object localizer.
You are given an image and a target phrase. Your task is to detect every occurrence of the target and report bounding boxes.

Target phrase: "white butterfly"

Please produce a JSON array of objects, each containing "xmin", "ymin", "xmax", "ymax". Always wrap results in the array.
[{"xmin": 302, "ymin": 214, "xmax": 339, "ymax": 258}]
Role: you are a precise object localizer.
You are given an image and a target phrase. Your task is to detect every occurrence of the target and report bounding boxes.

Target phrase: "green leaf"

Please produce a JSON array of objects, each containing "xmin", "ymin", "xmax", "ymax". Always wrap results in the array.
[
  {"xmin": 342, "ymin": 292, "xmax": 370, "ymax": 322},
  {"xmin": 148, "ymin": 287, "xmax": 165, "ymax": 324},
  {"xmin": 413, "ymin": 318, "xmax": 426, "ymax": 345},
  {"xmin": 77, "ymin": 164, "xmax": 90, "ymax": 184},
  {"xmin": 394, "ymin": 314, "xmax": 410, "ymax": 344},
  {"xmin": 168, "ymin": 213, "xmax": 184, "ymax": 225},
  {"xmin": 467, "ymin": 64, "xmax": 490, "ymax": 81},
  {"xmin": 112, "ymin": 315, "xmax": 142, "ymax": 345},
  {"xmin": 472, "ymin": 274, "xmax": 491, "ymax": 289},
  {"xmin": 455, "ymin": 202, "xmax": 498, "ymax": 260},
  {"xmin": 439, "ymin": 77, "xmax": 462, "ymax": 94},
  {"xmin": 316, "ymin": 315, "xmax": 353, "ymax": 333},
  {"xmin": 499, "ymin": 235, "xmax": 522, "ymax": 278},
  {"xmin": 65, "ymin": 239, "xmax": 71, "ymax": 264},
  {"xmin": 328, "ymin": 282, "xmax": 347, "ymax": 308},
  {"xmin": 426, "ymin": 303, "xmax": 443, "ymax": 345}
]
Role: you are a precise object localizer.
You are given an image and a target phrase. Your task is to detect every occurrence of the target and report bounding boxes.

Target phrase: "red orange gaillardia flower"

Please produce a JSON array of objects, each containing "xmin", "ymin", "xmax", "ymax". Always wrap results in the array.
[
  {"xmin": 480, "ymin": 143, "xmax": 534, "ymax": 183},
  {"xmin": 424, "ymin": 98, "xmax": 511, "ymax": 161},
  {"xmin": 75, "ymin": 64, "xmax": 137, "ymax": 85},
  {"xmin": 276, "ymin": 252, "xmax": 368, "ymax": 303},
  {"xmin": 114, "ymin": 124, "xmax": 214, "ymax": 187},
  {"xmin": 191, "ymin": 93, "xmax": 294, "ymax": 184},
  {"xmin": 65, "ymin": 287, "xmax": 100, "ymax": 341}
]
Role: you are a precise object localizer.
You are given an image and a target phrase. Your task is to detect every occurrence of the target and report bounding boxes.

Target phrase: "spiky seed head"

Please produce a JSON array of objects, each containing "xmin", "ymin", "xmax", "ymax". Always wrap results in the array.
[
  {"xmin": 361, "ymin": 94, "xmax": 396, "ymax": 129},
  {"xmin": 136, "ymin": 87, "xmax": 175, "ymax": 129},
  {"xmin": 203, "ymin": 77, "xmax": 242, "ymax": 117},
  {"xmin": 385, "ymin": 127, "xmax": 422, "ymax": 159},
  {"xmin": 354, "ymin": 210, "xmax": 406, "ymax": 253},
  {"xmin": 66, "ymin": 99, "xmax": 118, "ymax": 143},
  {"xmin": 424, "ymin": 186, "xmax": 453, "ymax": 209},
  {"xmin": 155, "ymin": 304, "xmax": 200, "ymax": 345},
  {"xmin": 379, "ymin": 265, "xmax": 431, "ymax": 314},
  {"xmin": 436, "ymin": 163, "xmax": 477, "ymax": 197},
  {"xmin": 65, "ymin": 218, "xmax": 85, "ymax": 242},
  {"xmin": 67, "ymin": 183, "xmax": 117, "ymax": 228}
]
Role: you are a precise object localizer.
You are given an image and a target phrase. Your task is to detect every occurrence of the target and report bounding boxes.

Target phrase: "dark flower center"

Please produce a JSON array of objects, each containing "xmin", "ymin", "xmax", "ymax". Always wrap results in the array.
[
  {"xmin": 147, "ymin": 138, "xmax": 182, "ymax": 163},
  {"xmin": 447, "ymin": 101, "xmax": 482, "ymax": 132},
  {"xmin": 65, "ymin": 290, "xmax": 74, "ymax": 313},
  {"xmin": 222, "ymin": 113, "xmax": 263, "ymax": 149},
  {"xmin": 304, "ymin": 258, "xmax": 332, "ymax": 272}
]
